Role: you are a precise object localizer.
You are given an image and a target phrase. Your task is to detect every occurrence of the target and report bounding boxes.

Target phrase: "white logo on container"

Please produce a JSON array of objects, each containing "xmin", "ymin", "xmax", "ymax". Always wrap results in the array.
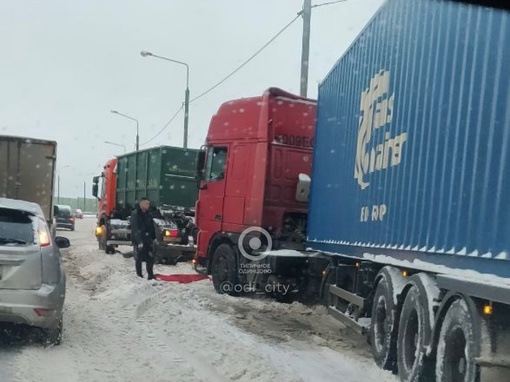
[{"xmin": 354, "ymin": 70, "xmax": 407, "ymax": 190}]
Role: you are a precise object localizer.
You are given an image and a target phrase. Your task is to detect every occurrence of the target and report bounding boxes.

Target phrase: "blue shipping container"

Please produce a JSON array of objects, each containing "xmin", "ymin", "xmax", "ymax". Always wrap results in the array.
[{"xmin": 307, "ymin": 0, "xmax": 510, "ymax": 278}]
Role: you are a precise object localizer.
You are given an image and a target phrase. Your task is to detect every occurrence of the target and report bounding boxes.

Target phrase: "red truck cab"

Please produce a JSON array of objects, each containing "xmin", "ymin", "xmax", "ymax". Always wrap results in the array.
[
  {"xmin": 93, "ymin": 158, "xmax": 117, "ymax": 251},
  {"xmin": 94, "ymin": 158, "xmax": 117, "ymax": 225},
  {"xmin": 194, "ymin": 88, "xmax": 316, "ymax": 290}
]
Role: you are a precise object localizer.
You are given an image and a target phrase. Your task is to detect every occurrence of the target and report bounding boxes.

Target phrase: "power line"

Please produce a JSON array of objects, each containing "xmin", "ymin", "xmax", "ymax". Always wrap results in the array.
[
  {"xmin": 140, "ymin": 105, "xmax": 183, "ymax": 146},
  {"xmin": 189, "ymin": 1, "xmax": 346, "ymax": 104},
  {"xmin": 140, "ymin": 12, "xmax": 303, "ymax": 147},
  {"xmin": 190, "ymin": 14, "xmax": 301, "ymax": 104},
  {"xmin": 311, "ymin": 0, "xmax": 348, "ymax": 9}
]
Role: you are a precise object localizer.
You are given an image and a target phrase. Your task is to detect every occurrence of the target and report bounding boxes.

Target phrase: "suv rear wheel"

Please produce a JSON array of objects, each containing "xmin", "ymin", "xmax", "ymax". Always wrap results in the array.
[{"xmin": 43, "ymin": 318, "xmax": 63, "ymax": 347}]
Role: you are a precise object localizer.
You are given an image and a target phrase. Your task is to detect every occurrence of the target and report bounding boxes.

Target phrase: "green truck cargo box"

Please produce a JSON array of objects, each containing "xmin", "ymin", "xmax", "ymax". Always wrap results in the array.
[{"xmin": 115, "ymin": 146, "xmax": 198, "ymax": 210}]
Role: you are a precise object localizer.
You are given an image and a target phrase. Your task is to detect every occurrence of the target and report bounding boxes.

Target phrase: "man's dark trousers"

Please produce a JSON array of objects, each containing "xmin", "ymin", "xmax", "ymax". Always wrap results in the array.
[{"xmin": 135, "ymin": 244, "xmax": 155, "ymax": 279}]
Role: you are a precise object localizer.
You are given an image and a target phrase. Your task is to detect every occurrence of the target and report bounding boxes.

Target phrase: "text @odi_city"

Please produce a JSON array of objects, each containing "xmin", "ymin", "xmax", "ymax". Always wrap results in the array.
[{"xmin": 220, "ymin": 281, "xmax": 291, "ymax": 295}]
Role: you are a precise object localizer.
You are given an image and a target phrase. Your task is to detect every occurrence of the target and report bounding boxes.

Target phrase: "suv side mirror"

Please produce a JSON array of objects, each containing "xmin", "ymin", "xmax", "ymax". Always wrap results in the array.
[{"xmin": 55, "ymin": 236, "xmax": 71, "ymax": 248}]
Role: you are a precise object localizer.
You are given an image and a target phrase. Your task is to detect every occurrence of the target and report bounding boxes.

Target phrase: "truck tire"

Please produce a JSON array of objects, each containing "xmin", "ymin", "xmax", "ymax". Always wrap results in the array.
[
  {"xmin": 105, "ymin": 245, "xmax": 116, "ymax": 254},
  {"xmin": 436, "ymin": 299, "xmax": 478, "ymax": 382},
  {"xmin": 397, "ymin": 277, "xmax": 437, "ymax": 382},
  {"xmin": 98, "ymin": 224, "xmax": 106, "ymax": 251},
  {"xmin": 370, "ymin": 269, "xmax": 401, "ymax": 371},
  {"xmin": 397, "ymin": 285, "xmax": 432, "ymax": 382},
  {"xmin": 211, "ymin": 244, "xmax": 239, "ymax": 295}
]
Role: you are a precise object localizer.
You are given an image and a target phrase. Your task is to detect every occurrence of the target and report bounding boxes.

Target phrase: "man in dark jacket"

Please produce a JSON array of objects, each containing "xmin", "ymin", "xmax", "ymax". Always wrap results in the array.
[{"xmin": 131, "ymin": 197, "xmax": 156, "ymax": 280}]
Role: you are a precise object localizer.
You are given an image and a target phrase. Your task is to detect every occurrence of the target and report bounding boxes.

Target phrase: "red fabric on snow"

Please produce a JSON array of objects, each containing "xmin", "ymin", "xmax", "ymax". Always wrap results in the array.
[{"xmin": 154, "ymin": 274, "xmax": 209, "ymax": 283}]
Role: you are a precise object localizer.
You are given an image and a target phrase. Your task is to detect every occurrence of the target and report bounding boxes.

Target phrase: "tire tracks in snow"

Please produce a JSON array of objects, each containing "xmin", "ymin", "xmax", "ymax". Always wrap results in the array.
[
  {"xmin": 11, "ymin": 243, "xmax": 202, "ymax": 381},
  {"xmin": 132, "ymin": 285, "xmax": 231, "ymax": 382},
  {"xmin": 9, "ymin": 220, "xmax": 397, "ymax": 382},
  {"xmin": 133, "ymin": 283, "xmax": 303, "ymax": 382}
]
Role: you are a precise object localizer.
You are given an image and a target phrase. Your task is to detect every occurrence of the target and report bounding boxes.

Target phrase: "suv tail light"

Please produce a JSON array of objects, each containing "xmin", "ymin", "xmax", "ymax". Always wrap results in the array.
[
  {"xmin": 38, "ymin": 220, "xmax": 51, "ymax": 247},
  {"xmin": 34, "ymin": 308, "xmax": 54, "ymax": 316}
]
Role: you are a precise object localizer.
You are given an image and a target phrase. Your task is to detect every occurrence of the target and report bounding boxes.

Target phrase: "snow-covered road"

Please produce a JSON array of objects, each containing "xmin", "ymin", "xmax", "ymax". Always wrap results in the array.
[{"xmin": 1, "ymin": 218, "xmax": 398, "ymax": 382}]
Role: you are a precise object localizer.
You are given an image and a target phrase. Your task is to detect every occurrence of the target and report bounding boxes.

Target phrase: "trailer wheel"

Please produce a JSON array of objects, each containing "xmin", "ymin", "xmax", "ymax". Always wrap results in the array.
[
  {"xmin": 436, "ymin": 299, "xmax": 478, "ymax": 382},
  {"xmin": 211, "ymin": 244, "xmax": 238, "ymax": 295},
  {"xmin": 397, "ymin": 283, "xmax": 434, "ymax": 382},
  {"xmin": 370, "ymin": 272, "xmax": 398, "ymax": 371}
]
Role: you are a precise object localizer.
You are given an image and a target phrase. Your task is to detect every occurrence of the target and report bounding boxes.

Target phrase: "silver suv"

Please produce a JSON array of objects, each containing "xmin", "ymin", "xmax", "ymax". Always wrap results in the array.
[{"xmin": 0, "ymin": 197, "xmax": 68, "ymax": 346}]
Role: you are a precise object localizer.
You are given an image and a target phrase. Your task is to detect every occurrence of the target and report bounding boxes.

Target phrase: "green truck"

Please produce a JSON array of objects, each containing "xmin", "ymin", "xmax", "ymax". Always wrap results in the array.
[{"xmin": 92, "ymin": 146, "xmax": 199, "ymax": 263}]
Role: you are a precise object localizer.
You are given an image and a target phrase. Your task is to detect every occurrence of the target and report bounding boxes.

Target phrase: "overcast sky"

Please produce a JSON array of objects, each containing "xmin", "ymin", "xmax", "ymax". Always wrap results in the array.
[{"xmin": 0, "ymin": 0, "xmax": 383, "ymax": 198}]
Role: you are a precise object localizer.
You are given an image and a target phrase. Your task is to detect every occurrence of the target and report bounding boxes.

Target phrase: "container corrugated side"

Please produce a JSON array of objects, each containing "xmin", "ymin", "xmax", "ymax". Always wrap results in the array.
[
  {"xmin": 307, "ymin": 0, "xmax": 510, "ymax": 277},
  {"xmin": 116, "ymin": 146, "xmax": 197, "ymax": 209}
]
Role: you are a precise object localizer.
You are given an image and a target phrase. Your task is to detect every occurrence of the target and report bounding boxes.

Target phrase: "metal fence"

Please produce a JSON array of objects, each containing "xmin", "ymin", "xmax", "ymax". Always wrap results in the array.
[{"xmin": 54, "ymin": 197, "xmax": 97, "ymax": 213}]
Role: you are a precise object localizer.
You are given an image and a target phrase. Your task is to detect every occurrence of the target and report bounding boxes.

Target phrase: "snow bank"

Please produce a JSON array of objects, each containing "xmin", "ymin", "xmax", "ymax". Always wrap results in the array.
[{"xmin": 9, "ymin": 220, "xmax": 398, "ymax": 382}]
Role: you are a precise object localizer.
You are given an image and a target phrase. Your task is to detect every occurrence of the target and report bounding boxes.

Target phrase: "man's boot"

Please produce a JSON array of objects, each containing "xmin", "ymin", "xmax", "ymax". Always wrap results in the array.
[
  {"xmin": 135, "ymin": 259, "xmax": 143, "ymax": 278},
  {"xmin": 147, "ymin": 259, "xmax": 155, "ymax": 280}
]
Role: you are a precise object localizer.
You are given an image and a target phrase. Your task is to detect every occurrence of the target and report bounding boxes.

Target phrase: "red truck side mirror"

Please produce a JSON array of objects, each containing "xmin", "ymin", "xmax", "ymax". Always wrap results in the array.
[
  {"xmin": 92, "ymin": 176, "xmax": 100, "ymax": 199},
  {"xmin": 195, "ymin": 149, "xmax": 207, "ymax": 189}
]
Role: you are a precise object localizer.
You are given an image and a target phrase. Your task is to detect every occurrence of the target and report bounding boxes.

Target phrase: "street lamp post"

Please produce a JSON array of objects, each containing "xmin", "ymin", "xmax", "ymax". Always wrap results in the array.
[
  {"xmin": 110, "ymin": 110, "xmax": 139, "ymax": 151},
  {"xmin": 83, "ymin": 172, "xmax": 97, "ymax": 213},
  {"xmin": 83, "ymin": 181, "xmax": 86, "ymax": 211},
  {"xmin": 104, "ymin": 140, "xmax": 127, "ymax": 153},
  {"xmin": 57, "ymin": 165, "xmax": 70, "ymax": 204},
  {"xmin": 140, "ymin": 50, "xmax": 190, "ymax": 149}
]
